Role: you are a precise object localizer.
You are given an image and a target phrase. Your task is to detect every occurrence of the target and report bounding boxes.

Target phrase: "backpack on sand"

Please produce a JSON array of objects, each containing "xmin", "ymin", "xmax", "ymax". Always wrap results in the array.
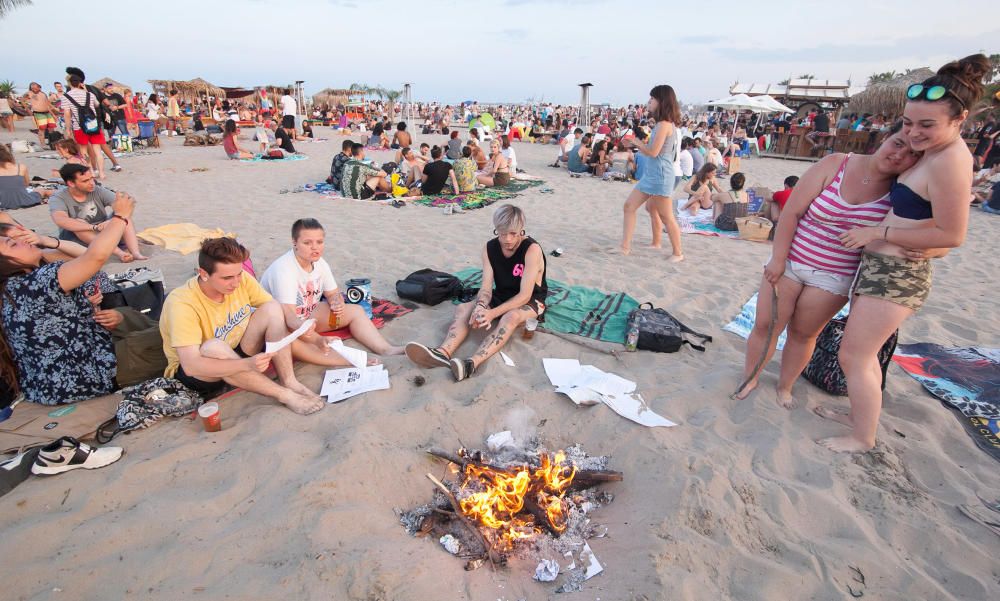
[
  {"xmin": 802, "ymin": 317, "xmax": 898, "ymax": 396},
  {"xmin": 395, "ymin": 269, "xmax": 461, "ymax": 306},
  {"xmin": 626, "ymin": 303, "xmax": 712, "ymax": 353}
]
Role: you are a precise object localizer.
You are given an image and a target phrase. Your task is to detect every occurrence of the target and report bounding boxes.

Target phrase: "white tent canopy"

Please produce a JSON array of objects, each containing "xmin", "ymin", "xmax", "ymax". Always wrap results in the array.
[
  {"xmin": 750, "ymin": 95, "xmax": 794, "ymax": 114},
  {"xmin": 707, "ymin": 93, "xmax": 767, "ymax": 112}
]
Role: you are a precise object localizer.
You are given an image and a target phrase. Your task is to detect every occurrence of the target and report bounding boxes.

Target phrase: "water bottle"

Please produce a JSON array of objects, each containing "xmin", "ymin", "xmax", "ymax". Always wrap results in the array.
[{"xmin": 625, "ymin": 320, "xmax": 639, "ymax": 352}]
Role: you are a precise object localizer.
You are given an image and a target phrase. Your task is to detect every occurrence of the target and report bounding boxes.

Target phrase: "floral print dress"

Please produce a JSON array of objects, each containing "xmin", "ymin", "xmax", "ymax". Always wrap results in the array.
[{"xmin": 2, "ymin": 262, "xmax": 116, "ymax": 405}]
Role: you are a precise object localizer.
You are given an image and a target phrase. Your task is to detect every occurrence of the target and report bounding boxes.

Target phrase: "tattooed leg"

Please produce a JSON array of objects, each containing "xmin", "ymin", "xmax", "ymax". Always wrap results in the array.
[
  {"xmin": 470, "ymin": 309, "xmax": 529, "ymax": 369},
  {"xmin": 440, "ymin": 301, "xmax": 475, "ymax": 358}
]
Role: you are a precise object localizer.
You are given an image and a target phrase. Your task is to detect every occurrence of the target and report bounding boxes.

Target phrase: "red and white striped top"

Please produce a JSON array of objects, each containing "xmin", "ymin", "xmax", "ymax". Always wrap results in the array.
[{"xmin": 788, "ymin": 155, "xmax": 891, "ymax": 277}]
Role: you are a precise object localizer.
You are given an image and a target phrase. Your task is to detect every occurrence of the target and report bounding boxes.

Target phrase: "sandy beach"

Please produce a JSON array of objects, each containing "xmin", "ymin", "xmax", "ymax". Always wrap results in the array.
[{"xmin": 1, "ymin": 123, "xmax": 998, "ymax": 601}]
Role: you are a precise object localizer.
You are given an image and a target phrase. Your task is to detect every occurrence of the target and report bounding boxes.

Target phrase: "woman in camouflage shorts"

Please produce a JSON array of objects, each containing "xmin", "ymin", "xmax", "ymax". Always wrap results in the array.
[{"xmin": 827, "ymin": 55, "xmax": 988, "ymax": 453}]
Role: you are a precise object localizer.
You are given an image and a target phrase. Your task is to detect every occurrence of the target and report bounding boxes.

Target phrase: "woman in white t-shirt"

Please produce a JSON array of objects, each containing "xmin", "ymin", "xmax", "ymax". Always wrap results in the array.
[{"xmin": 259, "ymin": 219, "xmax": 404, "ymax": 365}]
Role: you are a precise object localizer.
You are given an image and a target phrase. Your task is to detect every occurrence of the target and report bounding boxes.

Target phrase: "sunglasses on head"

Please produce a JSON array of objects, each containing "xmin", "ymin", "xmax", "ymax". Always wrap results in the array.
[{"xmin": 906, "ymin": 84, "xmax": 966, "ymax": 109}]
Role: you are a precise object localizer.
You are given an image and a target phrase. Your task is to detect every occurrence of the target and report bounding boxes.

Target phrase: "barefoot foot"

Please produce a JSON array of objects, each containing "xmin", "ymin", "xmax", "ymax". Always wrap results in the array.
[
  {"xmin": 775, "ymin": 388, "xmax": 797, "ymax": 409},
  {"xmin": 667, "ymin": 254, "xmax": 685, "ymax": 263},
  {"xmin": 285, "ymin": 380, "xmax": 322, "ymax": 402},
  {"xmin": 732, "ymin": 378, "xmax": 758, "ymax": 400},
  {"xmin": 812, "ymin": 405, "xmax": 853, "ymax": 427},
  {"xmin": 280, "ymin": 391, "xmax": 325, "ymax": 415},
  {"xmin": 132, "ymin": 254, "xmax": 149, "ymax": 261},
  {"xmin": 817, "ymin": 435, "xmax": 874, "ymax": 453},
  {"xmin": 620, "ymin": 246, "xmax": 632, "ymax": 256}
]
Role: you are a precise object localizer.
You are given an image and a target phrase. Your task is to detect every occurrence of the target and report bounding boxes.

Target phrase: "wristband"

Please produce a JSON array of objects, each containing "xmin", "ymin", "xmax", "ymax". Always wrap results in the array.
[{"xmin": 112, "ymin": 214, "xmax": 129, "ymax": 227}]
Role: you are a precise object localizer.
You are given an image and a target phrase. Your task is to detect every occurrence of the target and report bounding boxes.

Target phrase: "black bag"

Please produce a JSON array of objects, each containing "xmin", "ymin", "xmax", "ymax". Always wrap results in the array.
[
  {"xmin": 395, "ymin": 269, "xmax": 461, "ymax": 305},
  {"xmin": 100, "ymin": 268, "xmax": 166, "ymax": 320},
  {"xmin": 802, "ymin": 317, "xmax": 898, "ymax": 396},
  {"xmin": 45, "ymin": 130, "xmax": 64, "ymax": 150},
  {"xmin": 626, "ymin": 303, "xmax": 712, "ymax": 353},
  {"xmin": 65, "ymin": 90, "xmax": 101, "ymax": 135}
]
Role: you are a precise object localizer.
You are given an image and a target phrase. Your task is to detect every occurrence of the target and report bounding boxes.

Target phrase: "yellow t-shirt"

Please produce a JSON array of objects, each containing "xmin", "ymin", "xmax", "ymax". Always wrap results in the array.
[{"xmin": 159, "ymin": 273, "xmax": 273, "ymax": 377}]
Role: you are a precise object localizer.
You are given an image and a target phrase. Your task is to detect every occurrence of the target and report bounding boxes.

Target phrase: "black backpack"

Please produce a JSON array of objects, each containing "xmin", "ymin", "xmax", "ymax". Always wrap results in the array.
[
  {"xmin": 626, "ymin": 303, "xmax": 713, "ymax": 353},
  {"xmin": 395, "ymin": 269, "xmax": 461, "ymax": 306},
  {"xmin": 64, "ymin": 90, "xmax": 100, "ymax": 134},
  {"xmin": 802, "ymin": 317, "xmax": 898, "ymax": 396}
]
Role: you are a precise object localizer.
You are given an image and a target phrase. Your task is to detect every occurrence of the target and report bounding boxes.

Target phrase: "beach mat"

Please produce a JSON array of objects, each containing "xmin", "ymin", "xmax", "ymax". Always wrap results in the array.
[
  {"xmin": 892, "ymin": 344, "xmax": 1000, "ymax": 462},
  {"xmin": 320, "ymin": 298, "xmax": 416, "ymax": 341},
  {"xmin": 239, "ymin": 153, "xmax": 309, "ymax": 163},
  {"xmin": 678, "ymin": 209, "xmax": 740, "ymax": 238},
  {"xmin": 0, "ymin": 394, "xmax": 120, "ymax": 454},
  {"xmin": 455, "ymin": 269, "xmax": 637, "ymax": 343},
  {"xmin": 138, "ymin": 223, "xmax": 235, "ymax": 255},
  {"xmin": 413, "ymin": 180, "xmax": 543, "ymax": 211},
  {"xmin": 723, "ymin": 293, "xmax": 849, "ymax": 351}
]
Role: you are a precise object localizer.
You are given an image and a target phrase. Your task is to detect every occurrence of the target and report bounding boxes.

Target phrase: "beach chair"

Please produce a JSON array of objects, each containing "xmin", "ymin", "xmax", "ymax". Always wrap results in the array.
[
  {"xmin": 735, "ymin": 139, "xmax": 751, "ymax": 158},
  {"xmin": 134, "ymin": 120, "xmax": 158, "ymax": 148}
]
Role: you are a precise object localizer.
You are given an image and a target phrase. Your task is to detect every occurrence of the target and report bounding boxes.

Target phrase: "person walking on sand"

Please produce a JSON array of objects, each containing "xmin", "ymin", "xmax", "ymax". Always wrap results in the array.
[
  {"xmin": 821, "ymin": 55, "xmax": 988, "ymax": 452},
  {"xmin": 620, "ymin": 85, "xmax": 684, "ymax": 261}
]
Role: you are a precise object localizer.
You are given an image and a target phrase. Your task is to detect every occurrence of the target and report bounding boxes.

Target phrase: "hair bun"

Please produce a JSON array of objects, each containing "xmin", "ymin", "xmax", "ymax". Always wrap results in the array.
[{"xmin": 938, "ymin": 53, "xmax": 990, "ymax": 85}]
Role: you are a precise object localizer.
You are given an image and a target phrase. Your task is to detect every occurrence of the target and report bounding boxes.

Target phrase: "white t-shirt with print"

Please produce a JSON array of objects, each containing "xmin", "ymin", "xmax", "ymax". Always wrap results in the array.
[{"xmin": 259, "ymin": 249, "xmax": 337, "ymax": 320}]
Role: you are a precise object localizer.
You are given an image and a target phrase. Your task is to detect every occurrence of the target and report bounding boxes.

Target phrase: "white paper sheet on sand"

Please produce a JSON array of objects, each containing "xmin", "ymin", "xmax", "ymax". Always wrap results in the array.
[
  {"xmin": 499, "ymin": 351, "xmax": 516, "ymax": 367},
  {"xmin": 327, "ymin": 338, "xmax": 368, "ymax": 369},
  {"xmin": 265, "ymin": 319, "xmax": 314, "ymax": 354},
  {"xmin": 542, "ymin": 359, "xmax": 676, "ymax": 427},
  {"xmin": 320, "ymin": 365, "xmax": 390, "ymax": 403}
]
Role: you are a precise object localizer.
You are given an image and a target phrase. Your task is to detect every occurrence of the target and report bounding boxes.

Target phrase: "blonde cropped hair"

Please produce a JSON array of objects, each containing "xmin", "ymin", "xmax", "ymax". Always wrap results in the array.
[{"xmin": 492, "ymin": 204, "xmax": 525, "ymax": 233}]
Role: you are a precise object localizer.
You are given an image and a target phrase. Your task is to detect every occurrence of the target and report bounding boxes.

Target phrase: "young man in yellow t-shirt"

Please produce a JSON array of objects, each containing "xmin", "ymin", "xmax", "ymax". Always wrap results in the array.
[{"xmin": 159, "ymin": 237, "xmax": 324, "ymax": 415}]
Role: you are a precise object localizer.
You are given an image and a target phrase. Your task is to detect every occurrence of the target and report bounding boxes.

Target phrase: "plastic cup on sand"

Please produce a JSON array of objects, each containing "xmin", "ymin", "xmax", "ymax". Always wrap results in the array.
[
  {"xmin": 442, "ymin": 203, "xmax": 454, "ymax": 215},
  {"xmin": 523, "ymin": 318, "xmax": 538, "ymax": 340},
  {"xmin": 198, "ymin": 402, "xmax": 221, "ymax": 432}
]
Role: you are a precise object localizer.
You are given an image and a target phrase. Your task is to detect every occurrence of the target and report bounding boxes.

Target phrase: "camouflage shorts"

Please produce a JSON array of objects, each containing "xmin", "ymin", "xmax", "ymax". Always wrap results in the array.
[{"xmin": 853, "ymin": 251, "xmax": 932, "ymax": 311}]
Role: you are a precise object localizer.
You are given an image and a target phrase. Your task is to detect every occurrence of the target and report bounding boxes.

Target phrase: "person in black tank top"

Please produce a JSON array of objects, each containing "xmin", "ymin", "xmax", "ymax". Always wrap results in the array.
[{"xmin": 404, "ymin": 204, "xmax": 547, "ymax": 382}]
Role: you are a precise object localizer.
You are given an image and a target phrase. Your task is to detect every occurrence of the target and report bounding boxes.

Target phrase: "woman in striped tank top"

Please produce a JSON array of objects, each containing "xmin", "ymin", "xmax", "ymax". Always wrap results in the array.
[{"xmin": 736, "ymin": 123, "xmax": 925, "ymax": 407}]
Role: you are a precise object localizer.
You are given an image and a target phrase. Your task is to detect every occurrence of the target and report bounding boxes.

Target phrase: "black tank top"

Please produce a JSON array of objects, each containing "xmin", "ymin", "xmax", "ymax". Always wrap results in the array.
[{"xmin": 486, "ymin": 236, "xmax": 547, "ymax": 306}]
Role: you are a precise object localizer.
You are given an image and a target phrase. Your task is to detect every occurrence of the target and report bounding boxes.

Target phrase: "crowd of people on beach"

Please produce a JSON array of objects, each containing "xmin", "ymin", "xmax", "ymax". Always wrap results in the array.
[{"xmin": 0, "ymin": 53, "xmax": 995, "ymax": 454}]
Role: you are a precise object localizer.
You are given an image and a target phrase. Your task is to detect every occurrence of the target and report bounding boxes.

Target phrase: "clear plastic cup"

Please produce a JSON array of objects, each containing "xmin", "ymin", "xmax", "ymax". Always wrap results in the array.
[{"xmin": 523, "ymin": 318, "xmax": 538, "ymax": 340}]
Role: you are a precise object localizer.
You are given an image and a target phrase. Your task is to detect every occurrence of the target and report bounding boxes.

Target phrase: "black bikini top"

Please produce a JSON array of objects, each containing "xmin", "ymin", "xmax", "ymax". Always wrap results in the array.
[{"xmin": 890, "ymin": 181, "xmax": 933, "ymax": 220}]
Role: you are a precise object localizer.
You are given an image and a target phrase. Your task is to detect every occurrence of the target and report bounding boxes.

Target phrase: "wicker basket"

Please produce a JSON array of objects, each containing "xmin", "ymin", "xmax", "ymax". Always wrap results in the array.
[{"xmin": 735, "ymin": 216, "xmax": 773, "ymax": 241}]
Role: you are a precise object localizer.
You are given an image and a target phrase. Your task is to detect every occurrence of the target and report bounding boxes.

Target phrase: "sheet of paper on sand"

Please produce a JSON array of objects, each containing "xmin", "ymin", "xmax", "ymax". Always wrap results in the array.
[
  {"xmin": 327, "ymin": 338, "xmax": 368, "ymax": 369},
  {"xmin": 319, "ymin": 365, "xmax": 390, "ymax": 403},
  {"xmin": 543, "ymin": 358, "xmax": 676, "ymax": 428},
  {"xmin": 265, "ymin": 319, "xmax": 314, "ymax": 354}
]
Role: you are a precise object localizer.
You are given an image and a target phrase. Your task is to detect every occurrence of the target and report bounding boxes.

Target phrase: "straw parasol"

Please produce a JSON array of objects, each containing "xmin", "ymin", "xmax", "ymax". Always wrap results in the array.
[
  {"xmin": 147, "ymin": 77, "xmax": 226, "ymax": 103},
  {"xmin": 847, "ymin": 68, "xmax": 934, "ymax": 118},
  {"xmin": 312, "ymin": 88, "xmax": 354, "ymax": 107},
  {"xmin": 92, "ymin": 77, "xmax": 132, "ymax": 94}
]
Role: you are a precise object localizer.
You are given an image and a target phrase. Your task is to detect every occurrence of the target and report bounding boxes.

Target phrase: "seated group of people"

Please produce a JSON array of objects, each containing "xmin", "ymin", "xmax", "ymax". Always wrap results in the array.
[
  {"xmin": 326, "ymin": 130, "xmax": 516, "ymax": 200},
  {"xmin": 0, "ymin": 203, "xmax": 545, "ymax": 415}
]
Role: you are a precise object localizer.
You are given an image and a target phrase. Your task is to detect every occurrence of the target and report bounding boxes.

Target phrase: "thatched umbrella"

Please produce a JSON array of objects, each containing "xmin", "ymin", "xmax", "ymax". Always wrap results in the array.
[
  {"xmin": 312, "ymin": 88, "xmax": 353, "ymax": 108},
  {"xmin": 147, "ymin": 78, "xmax": 226, "ymax": 104},
  {"xmin": 92, "ymin": 77, "xmax": 132, "ymax": 94},
  {"xmin": 847, "ymin": 68, "xmax": 934, "ymax": 118}
]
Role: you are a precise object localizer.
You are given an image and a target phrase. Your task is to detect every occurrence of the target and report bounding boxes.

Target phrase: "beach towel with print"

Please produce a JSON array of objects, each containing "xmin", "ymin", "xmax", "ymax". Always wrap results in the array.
[
  {"xmin": 723, "ymin": 293, "xmax": 849, "ymax": 351},
  {"xmin": 413, "ymin": 180, "xmax": 543, "ymax": 211},
  {"xmin": 239, "ymin": 153, "xmax": 310, "ymax": 163},
  {"xmin": 678, "ymin": 208, "xmax": 740, "ymax": 238},
  {"xmin": 892, "ymin": 344, "xmax": 1000, "ymax": 462},
  {"xmin": 455, "ymin": 268, "xmax": 638, "ymax": 343},
  {"xmin": 320, "ymin": 298, "xmax": 416, "ymax": 341}
]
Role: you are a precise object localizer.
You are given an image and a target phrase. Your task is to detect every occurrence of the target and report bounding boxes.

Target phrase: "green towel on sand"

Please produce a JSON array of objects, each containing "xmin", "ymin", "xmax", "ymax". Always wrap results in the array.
[
  {"xmin": 413, "ymin": 180, "xmax": 543, "ymax": 210},
  {"xmin": 455, "ymin": 268, "xmax": 638, "ymax": 343}
]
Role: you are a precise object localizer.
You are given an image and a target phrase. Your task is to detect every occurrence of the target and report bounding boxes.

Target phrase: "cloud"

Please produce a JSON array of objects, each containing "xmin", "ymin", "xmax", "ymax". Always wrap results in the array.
[
  {"xmin": 717, "ymin": 30, "xmax": 1000, "ymax": 63},
  {"xmin": 679, "ymin": 35, "xmax": 722, "ymax": 44},
  {"xmin": 497, "ymin": 28, "xmax": 528, "ymax": 40}
]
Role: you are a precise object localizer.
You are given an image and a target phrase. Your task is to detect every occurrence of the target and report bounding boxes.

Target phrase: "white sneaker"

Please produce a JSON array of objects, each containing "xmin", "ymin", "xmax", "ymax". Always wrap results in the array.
[{"xmin": 31, "ymin": 437, "xmax": 124, "ymax": 476}]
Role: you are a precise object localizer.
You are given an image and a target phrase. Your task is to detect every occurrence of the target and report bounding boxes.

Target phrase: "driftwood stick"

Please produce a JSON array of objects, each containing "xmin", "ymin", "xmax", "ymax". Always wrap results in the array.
[
  {"xmin": 538, "ymin": 327, "xmax": 624, "ymax": 360},
  {"xmin": 425, "ymin": 473, "xmax": 501, "ymax": 566},
  {"xmin": 426, "ymin": 447, "xmax": 623, "ymax": 489}
]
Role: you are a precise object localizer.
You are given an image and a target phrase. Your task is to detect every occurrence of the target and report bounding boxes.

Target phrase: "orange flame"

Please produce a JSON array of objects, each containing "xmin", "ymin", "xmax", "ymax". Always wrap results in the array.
[{"xmin": 457, "ymin": 451, "xmax": 576, "ymax": 550}]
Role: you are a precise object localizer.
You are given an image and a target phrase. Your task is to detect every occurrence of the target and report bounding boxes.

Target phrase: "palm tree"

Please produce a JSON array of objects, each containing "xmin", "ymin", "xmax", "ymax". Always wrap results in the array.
[
  {"xmin": 384, "ymin": 89, "xmax": 402, "ymax": 123},
  {"xmin": 867, "ymin": 71, "xmax": 898, "ymax": 85},
  {"xmin": 0, "ymin": 80, "xmax": 17, "ymax": 99},
  {"xmin": 0, "ymin": 0, "xmax": 32, "ymax": 19}
]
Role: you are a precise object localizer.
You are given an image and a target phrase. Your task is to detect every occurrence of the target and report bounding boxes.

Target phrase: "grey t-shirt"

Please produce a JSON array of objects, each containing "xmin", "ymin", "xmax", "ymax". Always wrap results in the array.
[{"xmin": 49, "ymin": 186, "xmax": 116, "ymax": 233}]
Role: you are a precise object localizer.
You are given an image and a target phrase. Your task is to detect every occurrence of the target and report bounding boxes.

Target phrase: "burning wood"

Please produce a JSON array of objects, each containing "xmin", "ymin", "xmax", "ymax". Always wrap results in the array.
[{"xmin": 401, "ymin": 441, "xmax": 622, "ymax": 575}]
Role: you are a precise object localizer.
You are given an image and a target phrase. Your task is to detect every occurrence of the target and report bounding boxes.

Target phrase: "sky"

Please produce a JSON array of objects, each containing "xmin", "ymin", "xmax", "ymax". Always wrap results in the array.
[{"xmin": 1, "ymin": 0, "xmax": 996, "ymax": 106}]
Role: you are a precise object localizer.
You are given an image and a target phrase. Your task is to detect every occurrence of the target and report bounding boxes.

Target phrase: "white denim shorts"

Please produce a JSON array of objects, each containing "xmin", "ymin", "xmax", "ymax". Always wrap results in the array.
[{"xmin": 782, "ymin": 259, "xmax": 854, "ymax": 297}]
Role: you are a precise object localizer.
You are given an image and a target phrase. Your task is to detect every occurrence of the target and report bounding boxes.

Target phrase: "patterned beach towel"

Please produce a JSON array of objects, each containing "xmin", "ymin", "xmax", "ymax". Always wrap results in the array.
[
  {"xmin": 678, "ymin": 208, "xmax": 740, "ymax": 238},
  {"xmin": 723, "ymin": 293, "xmax": 849, "ymax": 351},
  {"xmin": 455, "ymin": 268, "xmax": 637, "ymax": 343},
  {"xmin": 238, "ymin": 153, "xmax": 310, "ymax": 163},
  {"xmin": 892, "ymin": 344, "xmax": 1000, "ymax": 462},
  {"xmin": 413, "ymin": 180, "xmax": 544, "ymax": 211},
  {"xmin": 320, "ymin": 298, "xmax": 416, "ymax": 342}
]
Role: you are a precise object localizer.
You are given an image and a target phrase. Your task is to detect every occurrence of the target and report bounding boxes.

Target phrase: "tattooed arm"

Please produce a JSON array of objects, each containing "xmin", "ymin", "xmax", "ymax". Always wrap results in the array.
[{"xmin": 470, "ymin": 246, "xmax": 495, "ymax": 329}]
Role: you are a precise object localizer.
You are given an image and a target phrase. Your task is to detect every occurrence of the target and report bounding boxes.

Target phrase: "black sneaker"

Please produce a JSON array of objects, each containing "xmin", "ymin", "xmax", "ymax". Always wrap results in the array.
[
  {"xmin": 31, "ymin": 437, "xmax": 124, "ymax": 476},
  {"xmin": 449, "ymin": 358, "xmax": 476, "ymax": 382},
  {"xmin": 405, "ymin": 343, "xmax": 451, "ymax": 368}
]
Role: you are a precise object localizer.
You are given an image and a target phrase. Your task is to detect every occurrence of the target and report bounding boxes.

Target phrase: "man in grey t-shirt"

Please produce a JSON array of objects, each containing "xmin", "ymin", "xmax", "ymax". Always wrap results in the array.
[{"xmin": 49, "ymin": 163, "xmax": 147, "ymax": 262}]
